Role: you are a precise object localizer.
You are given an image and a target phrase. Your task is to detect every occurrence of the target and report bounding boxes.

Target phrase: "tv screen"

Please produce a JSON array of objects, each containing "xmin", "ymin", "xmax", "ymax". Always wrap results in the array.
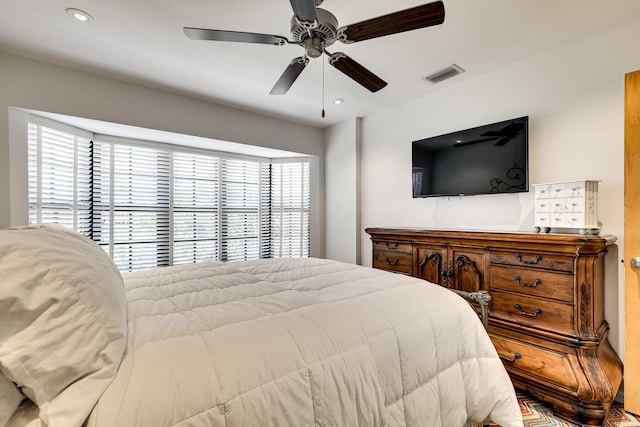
[{"xmin": 412, "ymin": 116, "xmax": 529, "ymax": 198}]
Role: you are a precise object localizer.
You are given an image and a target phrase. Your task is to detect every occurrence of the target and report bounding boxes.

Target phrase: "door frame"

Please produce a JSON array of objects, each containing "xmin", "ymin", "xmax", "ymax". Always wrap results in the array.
[{"xmin": 624, "ymin": 69, "xmax": 640, "ymax": 414}]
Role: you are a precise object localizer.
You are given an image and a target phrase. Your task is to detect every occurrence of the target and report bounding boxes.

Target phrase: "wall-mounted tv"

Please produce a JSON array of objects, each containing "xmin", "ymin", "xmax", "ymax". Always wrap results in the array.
[{"xmin": 412, "ymin": 116, "xmax": 529, "ymax": 198}]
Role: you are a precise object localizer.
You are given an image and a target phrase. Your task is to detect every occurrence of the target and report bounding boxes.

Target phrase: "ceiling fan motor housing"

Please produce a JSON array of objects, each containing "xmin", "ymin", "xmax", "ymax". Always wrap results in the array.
[{"xmin": 290, "ymin": 8, "xmax": 338, "ymax": 57}]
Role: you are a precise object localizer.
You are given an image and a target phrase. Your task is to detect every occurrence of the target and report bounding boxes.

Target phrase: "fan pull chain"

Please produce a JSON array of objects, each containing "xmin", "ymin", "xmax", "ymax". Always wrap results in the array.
[{"xmin": 321, "ymin": 58, "xmax": 325, "ymax": 118}]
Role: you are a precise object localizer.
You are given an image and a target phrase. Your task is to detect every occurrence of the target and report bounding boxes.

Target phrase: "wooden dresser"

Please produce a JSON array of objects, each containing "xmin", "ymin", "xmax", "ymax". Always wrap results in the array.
[{"xmin": 365, "ymin": 228, "xmax": 623, "ymax": 426}]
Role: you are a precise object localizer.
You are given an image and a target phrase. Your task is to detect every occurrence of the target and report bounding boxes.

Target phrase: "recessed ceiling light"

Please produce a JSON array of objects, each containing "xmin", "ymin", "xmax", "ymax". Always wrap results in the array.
[
  {"xmin": 333, "ymin": 99, "xmax": 344, "ymax": 105},
  {"xmin": 66, "ymin": 8, "xmax": 93, "ymax": 22}
]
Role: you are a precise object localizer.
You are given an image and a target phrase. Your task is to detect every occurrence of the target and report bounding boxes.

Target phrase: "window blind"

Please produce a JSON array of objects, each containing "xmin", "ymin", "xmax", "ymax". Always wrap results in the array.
[
  {"xmin": 28, "ymin": 120, "xmax": 92, "ymax": 235},
  {"xmin": 220, "ymin": 158, "xmax": 261, "ymax": 261},
  {"xmin": 172, "ymin": 152, "xmax": 220, "ymax": 264},
  {"xmin": 28, "ymin": 117, "xmax": 311, "ymax": 272},
  {"xmin": 93, "ymin": 142, "xmax": 171, "ymax": 271},
  {"xmin": 270, "ymin": 161, "xmax": 310, "ymax": 257}
]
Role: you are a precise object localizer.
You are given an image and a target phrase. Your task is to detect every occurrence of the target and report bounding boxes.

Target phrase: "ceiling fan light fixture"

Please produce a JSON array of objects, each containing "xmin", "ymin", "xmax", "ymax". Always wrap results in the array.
[
  {"xmin": 66, "ymin": 8, "xmax": 93, "ymax": 22},
  {"xmin": 333, "ymin": 98, "xmax": 344, "ymax": 104},
  {"xmin": 424, "ymin": 64, "xmax": 465, "ymax": 84},
  {"xmin": 304, "ymin": 37, "xmax": 324, "ymax": 58}
]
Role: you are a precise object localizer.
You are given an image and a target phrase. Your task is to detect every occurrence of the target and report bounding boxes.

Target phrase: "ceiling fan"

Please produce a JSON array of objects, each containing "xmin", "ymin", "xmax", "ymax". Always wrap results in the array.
[
  {"xmin": 184, "ymin": 0, "xmax": 445, "ymax": 95},
  {"xmin": 454, "ymin": 121, "xmax": 526, "ymax": 148}
]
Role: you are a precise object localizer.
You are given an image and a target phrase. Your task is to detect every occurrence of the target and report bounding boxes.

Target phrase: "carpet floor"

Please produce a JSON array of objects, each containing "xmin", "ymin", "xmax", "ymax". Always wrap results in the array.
[{"xmin": 471, "ymin": 389, "xmax": 640, "ymax": 427}]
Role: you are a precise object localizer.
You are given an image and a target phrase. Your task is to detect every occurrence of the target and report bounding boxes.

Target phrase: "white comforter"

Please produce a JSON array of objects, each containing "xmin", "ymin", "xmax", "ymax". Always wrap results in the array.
[{"xmin": 87, "ymin": 257, "xmax": 523, "ymax": 427}]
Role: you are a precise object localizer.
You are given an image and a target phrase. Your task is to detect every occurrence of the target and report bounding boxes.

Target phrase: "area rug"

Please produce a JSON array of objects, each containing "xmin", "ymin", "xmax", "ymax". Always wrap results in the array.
[{"xmin": 470, "ymin": 389, "xmax": 640, "ymax": 427}]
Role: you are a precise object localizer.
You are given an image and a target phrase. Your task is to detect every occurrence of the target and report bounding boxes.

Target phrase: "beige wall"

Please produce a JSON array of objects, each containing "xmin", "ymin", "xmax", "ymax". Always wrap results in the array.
[{"xmin": 324, "ymin": 118, "xmax": 360, "ymax": 263}]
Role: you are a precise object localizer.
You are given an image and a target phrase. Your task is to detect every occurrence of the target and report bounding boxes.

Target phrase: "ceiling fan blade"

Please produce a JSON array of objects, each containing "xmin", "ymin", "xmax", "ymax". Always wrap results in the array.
[
  {"xmin": 184, "ymin": 28, "xmax": 288, "ymax": 46},
  {"xmin": 270, "ymin": 57, "xmax": 310, "ymax": 95},
  {"xmin": 328, "ymin": 53, "xmax": 387, "ymax": 92},
  {"xmin": 338, "ymin": 1, "xmax": 444, "ymax": 44},
  {"xmin": 289, "ymin": 0, "xmax": 318, "ymax": 23}
]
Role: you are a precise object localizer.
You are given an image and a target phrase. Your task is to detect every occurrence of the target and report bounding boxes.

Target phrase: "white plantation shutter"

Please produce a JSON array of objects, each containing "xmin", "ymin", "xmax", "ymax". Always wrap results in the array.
[
  {"xmin": 259, "ymin": 162, "xmax": 273, "ymax": 258},
  {"xmin": 28, "ymin": 120, "xmax": 92, "ymax": 235},
  {"xmin": 93, "ymin": 141, "xmax": 171, "ymax": 271},
  {"xmin": 172, "ymin": 152, "xmax": 220, "ymax": 264},
  {"xmin": 27, "ymin": 116, "xmax": 311, "ymax": 272},
  {"xmin": 220, "ymin": 158, "xmax": 261, "ymax": 261},
  {"xmin": 270, "ymin": 161, "xmax": 310, "ymax": 257}
]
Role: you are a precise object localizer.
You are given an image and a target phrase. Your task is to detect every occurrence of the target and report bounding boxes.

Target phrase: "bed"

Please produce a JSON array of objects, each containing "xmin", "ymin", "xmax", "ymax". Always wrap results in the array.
[{"xmin": 0, "ymin": 224, "xmax": 523, "ymax": 427}]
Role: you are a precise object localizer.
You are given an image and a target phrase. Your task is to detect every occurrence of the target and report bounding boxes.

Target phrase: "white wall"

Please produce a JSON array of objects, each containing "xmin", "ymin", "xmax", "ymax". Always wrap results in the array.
[
  {"xmin": 343, "ymin": 18, "xmax": 640, "ymax": 360},
  {"xmin": 0, "ymin": 51, "xmax": 325, "ymax": 255},
  {"xmin": 324, "ymin": 118, "xmax": 360, "ymax": 263}
]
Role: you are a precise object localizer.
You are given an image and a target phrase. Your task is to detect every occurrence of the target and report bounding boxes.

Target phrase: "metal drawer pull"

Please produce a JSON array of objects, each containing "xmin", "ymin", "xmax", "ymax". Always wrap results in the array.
[
  {"xmin": 385, "ymin": 257, "xmax": 399, "ymax": 266},
  {"xmin": 515, "ymin": 253, "xmax": 542, "ymax": 265},
  {"xmin": 514, "ymin": 304, "xmax": 542, "ymax": 317},
  {"xmin": 514, "ymin": 276, "xmax": 541, "ymax": 288},
  {"xmin": 386, "ymin": 242, "xmax": 399, "ymax": 250},
  {"xmin": 500, "ymin": 353, "xmax": 522, "ymax": 363}
]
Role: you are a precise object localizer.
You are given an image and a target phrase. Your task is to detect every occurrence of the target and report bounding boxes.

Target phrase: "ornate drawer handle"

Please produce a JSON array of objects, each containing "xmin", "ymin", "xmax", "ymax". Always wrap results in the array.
[
  {"xmin": 386, "ymin": 242, "xmax": 399, "ymax": 250},
  {"xmin": 515, "ymin": 253, "xmax": 542, "ymax": 265},
  {"xmin": 514, "ymin": 304, "xmax": 542, "ymax": 317},
  {"xmin": 385, "ymin": 257, "xmax": 399, "ymax": 266},
  {"xmin": 499, "ymin": 353, "xmax": 522, "ymax": 363},
  {"xmin": 514, "ymin": 276, "xmax": 541, "ymax": 288}
]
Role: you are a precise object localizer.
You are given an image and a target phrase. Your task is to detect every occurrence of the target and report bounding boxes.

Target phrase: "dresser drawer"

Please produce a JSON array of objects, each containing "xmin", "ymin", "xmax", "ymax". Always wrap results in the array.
[
  {"xmin": 566, "ymin": 197, "xmax": 584, "ymax": 213},
  {"xmin": 373, "ymin": 240, "xmax": 413, "ymax": 254},
  {"xmin": 373, "ymin": 251, "xmax": 413, "ymax": 274},
  {"xmin": 491, "ymin": 335, "xmax": 579, "ymax": 392},
  {"xmin": 490, "ymin": 291, "xmax": 575, "ymax": 336},
  {"xmin": 534, "ymin": 213, "xmax": 551, "ymax": 228},
  {"xmin": 566, "ymin": 212, "xmax": 585, "ymax": 228},
  {"xmin": 565, "ymin": 181, "xmax": 585, "ymax": 198},
  {"xmin": 550, "ymin": 183, "xmax": 567, "ymax": 198},
  {"xmin": 535, "ymin": 184, "xmax": 552, "ymax": 199},
  {"xmin": 491, "ymin": 250, "xmax": 574, "ymax": 273},
  {"xmin": 489, "ymin": 265, "xmax": 573, "ymax": 303},
  {"xmin": 535, "ymin": 199, "xmax": 551, "ymax": 213},
  {"xmin": 550, "ymin": 213, "xmax": 568, "ymax": 227},
  {"xmin": 550, "ymin": 197, "xmax": 567, "ymax": 212}
]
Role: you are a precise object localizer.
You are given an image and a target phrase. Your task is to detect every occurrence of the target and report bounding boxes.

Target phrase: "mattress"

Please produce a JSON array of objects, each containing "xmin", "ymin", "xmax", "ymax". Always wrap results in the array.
[{"xmin": 88, "ymin": 257, "xmax": 523, "ymax": 427}]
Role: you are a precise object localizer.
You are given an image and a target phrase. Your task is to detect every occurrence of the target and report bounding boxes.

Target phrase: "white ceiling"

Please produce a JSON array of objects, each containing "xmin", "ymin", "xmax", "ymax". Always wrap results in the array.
[{"xmin": 2, "ymin": 0, "xmax": 640, "ymax": 129}]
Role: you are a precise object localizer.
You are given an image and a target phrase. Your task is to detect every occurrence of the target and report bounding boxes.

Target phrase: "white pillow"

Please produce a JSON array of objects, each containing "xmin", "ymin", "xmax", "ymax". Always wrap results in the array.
[
  {"xmin": 0, "ymin": 224, "xmax": 127, "ymax": 427},
  {"xmin": 0, "ymin": 371, "xmax": 23, "ymax": 427}
]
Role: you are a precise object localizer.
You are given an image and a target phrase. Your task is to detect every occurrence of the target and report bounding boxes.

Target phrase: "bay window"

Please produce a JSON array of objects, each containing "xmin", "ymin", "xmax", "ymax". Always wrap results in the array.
[{"xmin": 28, "ymin": 117, "xmax": 310, "ymax": 271}]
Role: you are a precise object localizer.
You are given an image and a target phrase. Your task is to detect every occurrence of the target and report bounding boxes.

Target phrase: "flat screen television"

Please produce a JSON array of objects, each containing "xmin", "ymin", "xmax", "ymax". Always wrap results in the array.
[{"xmin": 412, "ymin": 116, "xmax": 529, "ymax": 198}]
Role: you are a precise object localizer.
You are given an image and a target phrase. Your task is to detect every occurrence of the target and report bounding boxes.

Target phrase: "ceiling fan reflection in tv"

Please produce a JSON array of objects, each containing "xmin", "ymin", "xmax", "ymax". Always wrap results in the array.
[
  {"xmin": 412, "ymin": 116, "xmax": 529, "ymax": 198},
  {"xmin": 453, "ymin": 120, "xmax": 527, "ymax": 148}
]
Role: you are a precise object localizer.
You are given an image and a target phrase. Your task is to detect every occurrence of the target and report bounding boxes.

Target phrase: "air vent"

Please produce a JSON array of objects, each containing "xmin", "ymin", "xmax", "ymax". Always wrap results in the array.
[{"xmin": 424, "ymin": 64, "xmax": 465, "ymax": 84}]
